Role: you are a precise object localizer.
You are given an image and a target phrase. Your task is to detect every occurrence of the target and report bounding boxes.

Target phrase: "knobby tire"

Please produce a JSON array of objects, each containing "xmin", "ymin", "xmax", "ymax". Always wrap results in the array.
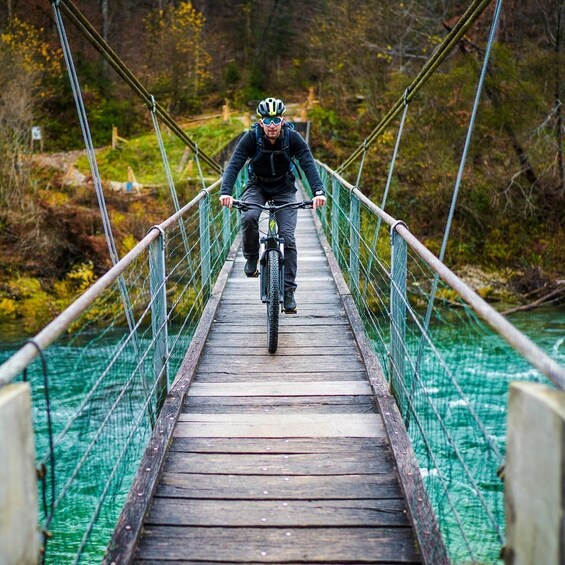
[{"xmin": 266, "ymin": 250, "xmax": 280, "ymax": 353}]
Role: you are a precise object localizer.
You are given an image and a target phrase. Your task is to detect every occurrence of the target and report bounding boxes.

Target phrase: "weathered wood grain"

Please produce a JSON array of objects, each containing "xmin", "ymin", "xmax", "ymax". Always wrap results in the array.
[
  {"xmin": 146, "ymin": 498, "xmax": 410, "ymax": 527},
  {"xmin": 206, "ymin": 328, "xmax": 355, "ymax": 343},
  {"xmin": 156, "ymin": 471, "xmax": 403, "ymax": 500},
  {"xmin": 169, "ymin": 437, "xmax": 390, "ymax": 454},
  {"xmin": 187, "ymin": 381, "xmax": 373, "ymax": 396},
  {"xmin": 174, "ymin": 413, "xmax": 385, "ymax": 438},
  {"xmin": 135, "ymin": 526, "xmax": 421, "ymax": 563},
  {"xmin": 193, "ymin": 370, "xmax": 368, "ymax": 382},
  {"xmin": 163, "ymin": 451, "xmax": 395, "ymax": 475},
  {"xmin": 182, "ymin": 395, "xmax": 376, "ymax": 414},
  {"xmin": 200, "ymin": 339, "xmax": 351, "ymax": 357},
  {"xmin": 195, "ymin": 354, "xmax": 365, "ymax": 373}
]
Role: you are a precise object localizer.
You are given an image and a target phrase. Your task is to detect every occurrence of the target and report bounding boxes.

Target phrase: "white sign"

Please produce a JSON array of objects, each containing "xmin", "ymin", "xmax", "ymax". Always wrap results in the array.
[{"xmin": 31, "ymin": 126, "xmax": 42, "ymax": 141}]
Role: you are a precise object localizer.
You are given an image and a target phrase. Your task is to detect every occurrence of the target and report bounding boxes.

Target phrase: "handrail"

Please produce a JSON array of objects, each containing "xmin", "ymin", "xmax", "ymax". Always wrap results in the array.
[
  {"xmin": 317, "ymin": 160, "xmax": 565, "ymax": 389},
  {"xmin": 0, "ymin": 180, "xmax": 221, "ymax": 386}
]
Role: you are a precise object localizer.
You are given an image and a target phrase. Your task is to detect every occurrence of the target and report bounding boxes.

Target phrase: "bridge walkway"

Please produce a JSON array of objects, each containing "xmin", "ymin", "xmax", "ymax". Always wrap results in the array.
[{"xmin": 128, "ymin": 206, "xmax": 421, "ymax": 563}]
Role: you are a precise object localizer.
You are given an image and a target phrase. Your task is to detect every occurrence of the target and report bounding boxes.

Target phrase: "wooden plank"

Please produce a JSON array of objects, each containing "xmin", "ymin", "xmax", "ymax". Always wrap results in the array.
[
  {"xmin": 208, "ymin": 324, "xmax": 350, "ymax": 334},
  {"xmin": 146, "ymin": 498, "xmax": 410, "ymax": 527},
  {"xmin": 163, "ymin": 451, "xmax": 395, "ymax": 475},
  {"xmin": 174, "ymin": 413, "xmax": 385, "ymax": 438},
  {"xmin": 201, "ymin": 346, "xmax": 353, "ymax": 356},
  {"xmin": 169, "ymin": 437, "xmax": 390, "ymax": 454},
  {"xmin": 133, "ymin": 560, "xmax": 413, "ymax": 565},
  {"xmin": 156, "ymin": 471, "xmax": 403, "ymax": 500},
  {"xmin": 205, "ymin": 332, "xmax": 357, "ymax": 347},
  {"xmin": 217, "ymin": 301, "xmax": 343, "ymax": 311},
  {"xmin": 195, "ymin": 354, "xmax": 365, "ymax": 373},
  {"xmin": 213, "ymin": 310, "xmax": 347, "ymax": 323},
  {"xmin": 187, "ymin": 381, "xmax": 373, "ymax": 396},
  {"xmin": 193, "ymin": 370, "xmax": 368, "ymax": 382},
  {"xmin": 135, "ymin": 526, "xmax": 421, "ymax": 563},
  {"xmin": 183, "ymin": 396, "xmax": 376, "ymax": 414}
]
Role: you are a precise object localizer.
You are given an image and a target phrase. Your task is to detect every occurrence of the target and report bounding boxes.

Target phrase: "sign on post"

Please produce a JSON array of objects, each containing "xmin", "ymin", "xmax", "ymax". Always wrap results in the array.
[{"xmin": 31, "ymin": 126, "xmax": 43, "ymax": 152}]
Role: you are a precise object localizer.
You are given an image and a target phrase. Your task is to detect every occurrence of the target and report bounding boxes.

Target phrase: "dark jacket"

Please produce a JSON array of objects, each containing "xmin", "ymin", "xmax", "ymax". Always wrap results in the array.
[{"xmin": 220, "ymin": 124, "xmax": 325, "ymax": 197}]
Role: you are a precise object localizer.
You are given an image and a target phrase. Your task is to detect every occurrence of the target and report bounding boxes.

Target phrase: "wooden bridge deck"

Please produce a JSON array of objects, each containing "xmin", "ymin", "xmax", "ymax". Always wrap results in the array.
[{"xmin": 110, "ymin": 206, "xmax": 425, "ymax": 564}]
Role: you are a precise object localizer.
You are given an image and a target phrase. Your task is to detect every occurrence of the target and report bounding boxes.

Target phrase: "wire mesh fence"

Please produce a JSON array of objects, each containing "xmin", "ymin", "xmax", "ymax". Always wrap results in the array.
[
  {"xmin": 0, "ymin": 177, "xmax": 244, "ymax": 564},
  {"xmin": 307, "ymin": 162, "xmax": 564, "ymax": 564}
]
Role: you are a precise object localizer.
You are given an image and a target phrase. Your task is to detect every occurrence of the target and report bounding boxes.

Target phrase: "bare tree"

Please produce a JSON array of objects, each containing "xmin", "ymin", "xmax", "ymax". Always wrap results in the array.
[{"xmin": 0, "ymin": 49, "xmax": 35, "ymax": 210}]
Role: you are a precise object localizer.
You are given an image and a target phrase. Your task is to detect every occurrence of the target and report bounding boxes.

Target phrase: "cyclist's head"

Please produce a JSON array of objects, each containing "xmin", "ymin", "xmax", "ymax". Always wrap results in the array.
[
  {"xmin": 256, "ymin": 97, "xmax": 286, "ymax": 118},
  {"xmin": 257, "ymin": 97, "xmax": 286, "ymax": 139}
]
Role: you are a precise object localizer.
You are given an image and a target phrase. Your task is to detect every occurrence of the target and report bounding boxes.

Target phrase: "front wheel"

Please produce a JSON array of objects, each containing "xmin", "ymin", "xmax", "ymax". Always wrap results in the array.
[{"xmin": 266, "ymin": 250, "xmax": 280, "ymax": 353}]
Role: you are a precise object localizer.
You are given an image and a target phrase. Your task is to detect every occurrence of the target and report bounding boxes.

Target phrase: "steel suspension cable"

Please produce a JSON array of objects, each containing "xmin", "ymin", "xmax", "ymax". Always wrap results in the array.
[
  {"xmin": 52, "ymin": 1, "xmax": 118, "ymax": 266},
  {"xmin": 53, "ymin": 1, "xmax": 158, "ymax": 425},
  {"xmin": 408, "ymin": 0, "xmax": 504, "ymax": 418},
  {"xmin": 53, "ymin": 0, "xmax": 222, "ymax": 175},
  {"xmin": 367, "ymin": 90, "xmax": 411, "ymax": 278},
  {"xmin": 339, "ymin": 0, "xmax": 493, "ymax": 172}
]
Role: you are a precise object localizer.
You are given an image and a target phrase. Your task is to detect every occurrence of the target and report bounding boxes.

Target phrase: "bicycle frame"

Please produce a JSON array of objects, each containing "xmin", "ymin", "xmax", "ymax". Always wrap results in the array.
[
  {"xmin": 232, "ymin": 198, "xmax": 313, "ymax": 301},
  {"xmin": 232, "ymin": 198, "xmax": 312, "ymax": 352}
]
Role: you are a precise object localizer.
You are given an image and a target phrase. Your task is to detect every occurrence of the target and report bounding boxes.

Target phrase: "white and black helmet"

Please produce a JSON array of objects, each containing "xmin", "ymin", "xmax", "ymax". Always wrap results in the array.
[{"xmin": 256, "ymin": 97, "xmax": 286, "ymax": 117}]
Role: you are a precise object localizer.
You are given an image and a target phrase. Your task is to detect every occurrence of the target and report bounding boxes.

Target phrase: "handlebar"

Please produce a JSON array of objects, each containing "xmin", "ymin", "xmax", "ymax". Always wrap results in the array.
[{"xmin": 231, "ymin": 199, "xmax": 313, "ymax": 212}]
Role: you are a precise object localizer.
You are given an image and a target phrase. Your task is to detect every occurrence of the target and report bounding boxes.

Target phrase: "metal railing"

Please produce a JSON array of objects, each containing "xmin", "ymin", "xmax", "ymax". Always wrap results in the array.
[
  {"xmin": 0, "ymin": 176, "xmax": 243, "ymax": 564},
  {"xmin": 306, "ymin": 161, "xmax": 565, "ymax": 563}
]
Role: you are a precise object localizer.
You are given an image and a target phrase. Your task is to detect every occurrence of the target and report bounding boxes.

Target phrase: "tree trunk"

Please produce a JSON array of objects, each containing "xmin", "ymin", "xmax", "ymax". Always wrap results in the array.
[{"xmin": 485, "ymin": 84, "xmax": 539, "ymax": 186}]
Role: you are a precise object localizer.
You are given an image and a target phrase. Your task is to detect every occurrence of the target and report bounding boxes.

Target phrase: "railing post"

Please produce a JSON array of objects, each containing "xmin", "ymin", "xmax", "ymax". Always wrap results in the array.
[
  {"xmin": 149, "ymin": 228, "xmax": 168, "ymax": 409},
  {"xmin": 222, "ymin": 206, "xmax": 231, "ymax": 252},
  {"xmin": 349, "ymin": 193, "xmax": 360, "ymax": 289},
  {"xmin": 0, "ymin": 383, "xmax": 40, "ymax": 565},
  {"xmin": 199, "ymin": 193, "xmax": 211, "ymax": 293},
  {"xmin": 390, "ymin": 222, "xmax": 407, "ymax": 406},
  {"xmin": 331, "ymin": 177, "xmax": 341, "ymax": 259}
]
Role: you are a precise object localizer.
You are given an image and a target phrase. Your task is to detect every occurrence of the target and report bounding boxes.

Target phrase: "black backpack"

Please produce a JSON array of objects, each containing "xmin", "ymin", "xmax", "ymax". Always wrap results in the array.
[{"xmin": 248, "ymin": 122, "xmax": 299, "ymax": 182}]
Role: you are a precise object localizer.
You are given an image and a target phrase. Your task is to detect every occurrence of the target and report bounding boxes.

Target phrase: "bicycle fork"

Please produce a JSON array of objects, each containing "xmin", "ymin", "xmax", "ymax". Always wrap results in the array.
[{"xmin": 259, "ymin": 238, "xmax": 285, "ymax": 305}]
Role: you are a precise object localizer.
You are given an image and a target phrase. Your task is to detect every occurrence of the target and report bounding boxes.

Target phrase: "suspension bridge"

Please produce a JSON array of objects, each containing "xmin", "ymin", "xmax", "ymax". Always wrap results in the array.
[{"xmin": 1, "ymin": 0, "xmax": 565, "ymax": 564}]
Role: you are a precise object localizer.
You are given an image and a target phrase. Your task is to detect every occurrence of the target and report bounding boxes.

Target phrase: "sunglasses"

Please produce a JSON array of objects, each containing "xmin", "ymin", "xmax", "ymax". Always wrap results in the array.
[{"xmin": 262, "ymin": 117, "xmax": 283, "ymax": 126}]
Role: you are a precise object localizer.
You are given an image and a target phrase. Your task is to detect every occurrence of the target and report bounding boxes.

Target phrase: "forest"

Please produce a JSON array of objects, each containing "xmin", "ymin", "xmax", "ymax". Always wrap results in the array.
[{"xmin": 0, "ymin": 0, "xmax": 563, "ymax": 331}]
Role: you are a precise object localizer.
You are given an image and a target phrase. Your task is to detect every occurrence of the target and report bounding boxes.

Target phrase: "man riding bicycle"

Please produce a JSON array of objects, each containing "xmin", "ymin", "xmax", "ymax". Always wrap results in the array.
[{"xmin": 219, "ymin": 97, "xmax": 326, "ymax": 313}]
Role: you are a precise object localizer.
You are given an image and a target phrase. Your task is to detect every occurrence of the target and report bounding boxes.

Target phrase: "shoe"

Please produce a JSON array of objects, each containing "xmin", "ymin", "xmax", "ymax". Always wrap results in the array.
[
  {"xmin": 284, "ymin": 290, "xmax": 297, "ymax": 313},
  {"xmin": 244, "ymin": 257, "xmax": 259, "ymax": 277}
]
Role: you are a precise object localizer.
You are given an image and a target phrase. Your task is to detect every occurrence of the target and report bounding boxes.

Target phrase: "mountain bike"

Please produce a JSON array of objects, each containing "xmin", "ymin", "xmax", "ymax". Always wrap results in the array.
[{"xmin": 232, "ymin": 199, "xmax": 313, "ymax": 353}]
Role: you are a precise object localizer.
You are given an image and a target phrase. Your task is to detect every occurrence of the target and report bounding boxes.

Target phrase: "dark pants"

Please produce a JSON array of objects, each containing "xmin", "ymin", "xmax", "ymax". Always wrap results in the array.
[{"xmin": 241, "ymin": 183, "xmax": 298, "ymax": 292}]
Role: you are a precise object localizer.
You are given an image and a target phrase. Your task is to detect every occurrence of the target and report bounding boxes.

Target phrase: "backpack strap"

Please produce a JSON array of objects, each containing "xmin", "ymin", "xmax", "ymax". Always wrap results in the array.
[{"xmin": 248, "ymin": 122, "xmax": 302, "ymax": 180}]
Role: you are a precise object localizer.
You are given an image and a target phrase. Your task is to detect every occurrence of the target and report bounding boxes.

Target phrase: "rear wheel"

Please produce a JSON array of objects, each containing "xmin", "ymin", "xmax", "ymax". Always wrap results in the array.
[{"xmin": 266, "ymin": 250, "xmax": 280, "ymax": 353}]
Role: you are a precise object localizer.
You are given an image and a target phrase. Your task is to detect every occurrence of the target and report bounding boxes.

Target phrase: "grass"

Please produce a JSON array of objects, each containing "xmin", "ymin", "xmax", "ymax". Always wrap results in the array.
[{"xmin": 76, "ymin": 117, "xmax": 244, "ymax": 185}]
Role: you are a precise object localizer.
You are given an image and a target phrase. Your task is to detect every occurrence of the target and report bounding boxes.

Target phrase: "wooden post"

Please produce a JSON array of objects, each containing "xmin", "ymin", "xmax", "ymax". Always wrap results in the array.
[
  {"xmin": 112, "ymin": 126, "xmax": 128, "ymax": 149},
  {"xmin": 0, "ymin": 384, "xmax": 40, "ymax": 564},
  {"xmin": 504, "ymin": 381, "xmax": 565, "ymax": 564},
  {"xmin": 177, "ymin": 147, "xmax": 191, "ymax": 174},
  {"xmin": 307, "ymin": 86, "xmax": 316, "ymax": 109},
  {"xmin": 222, "ymin": 100, "xmax": 230, "ymax": 123}
]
